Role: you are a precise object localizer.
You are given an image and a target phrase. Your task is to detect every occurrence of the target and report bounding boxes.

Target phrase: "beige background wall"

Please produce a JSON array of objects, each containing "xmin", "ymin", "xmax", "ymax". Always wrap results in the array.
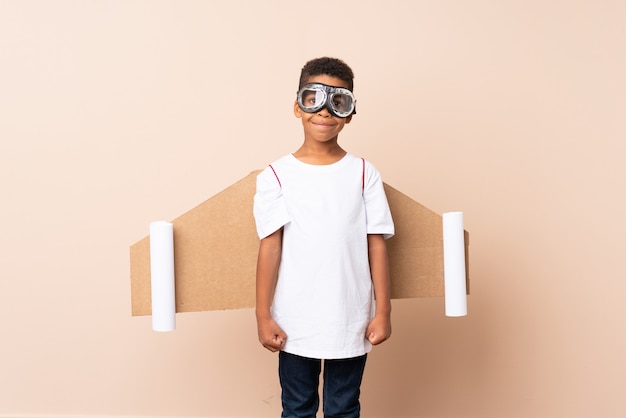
[{"xmin": 1, "ymin": 1, "xmax": 625, "ymax": 417}]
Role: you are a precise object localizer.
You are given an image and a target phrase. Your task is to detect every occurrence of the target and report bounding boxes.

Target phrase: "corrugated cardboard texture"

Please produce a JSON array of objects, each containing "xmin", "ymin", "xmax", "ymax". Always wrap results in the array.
[{"xmin": 130, "ymin": 170, "xmax": 470, "ymax": 316}]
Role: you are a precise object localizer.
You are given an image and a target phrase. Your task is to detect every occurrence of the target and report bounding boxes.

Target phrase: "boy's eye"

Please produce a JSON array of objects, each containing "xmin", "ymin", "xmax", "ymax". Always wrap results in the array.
[
  {"xmin": 333, "ymin": 96, "xmax": 346, "ymax": 109},
  {"xmin": 303, "ymin": 92, "xmax": 317, "ymax": 106}
]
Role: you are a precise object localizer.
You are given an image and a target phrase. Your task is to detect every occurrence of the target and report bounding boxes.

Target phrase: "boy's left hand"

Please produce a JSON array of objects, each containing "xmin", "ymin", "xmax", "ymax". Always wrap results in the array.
[{"xmin": 366, "ymin": 314, "xmax": 391, "ymax": 345}]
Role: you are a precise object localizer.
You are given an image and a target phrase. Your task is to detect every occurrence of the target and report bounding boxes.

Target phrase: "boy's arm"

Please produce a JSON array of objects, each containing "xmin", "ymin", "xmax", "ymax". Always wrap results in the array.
[
  {"xmin": 366, "ymin": 233, "xmax": 392, "ymax": 345},
  {"xmin": 256, "ymin": 228, "xmax": 287, "ymax": 352}
]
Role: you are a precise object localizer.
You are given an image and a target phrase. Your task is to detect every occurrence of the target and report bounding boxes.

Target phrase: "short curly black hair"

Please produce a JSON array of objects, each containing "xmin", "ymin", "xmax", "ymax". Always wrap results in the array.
[{"xmin": 298, "ymin": 57, "xmax": 355, "ymax": 91}]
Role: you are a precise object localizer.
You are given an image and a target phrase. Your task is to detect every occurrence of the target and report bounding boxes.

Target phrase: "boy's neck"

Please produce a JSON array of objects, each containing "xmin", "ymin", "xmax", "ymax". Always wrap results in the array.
[{"xmin": 292, "ymin": 142, "xmax": 347, "ymax": 165}]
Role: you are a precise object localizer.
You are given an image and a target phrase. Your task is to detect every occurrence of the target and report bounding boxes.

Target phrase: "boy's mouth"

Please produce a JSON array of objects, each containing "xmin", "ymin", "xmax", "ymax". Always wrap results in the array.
[{"xmin": 312, "ymin": 121, "xmax": 335, "ymax": 127}]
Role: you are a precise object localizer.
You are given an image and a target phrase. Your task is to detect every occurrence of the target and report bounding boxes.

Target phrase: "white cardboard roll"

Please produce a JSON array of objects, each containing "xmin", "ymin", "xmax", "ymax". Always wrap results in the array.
[
  {"xmin": 149, "ymin": 221, "xmax": 176, "ymax": 331},
  {"xmin": 443, "ymin": 212, "xmax": 467, "ymax": 317}
]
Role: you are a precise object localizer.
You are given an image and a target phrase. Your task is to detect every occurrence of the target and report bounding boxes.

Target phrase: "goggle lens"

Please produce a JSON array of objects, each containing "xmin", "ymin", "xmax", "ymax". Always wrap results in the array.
[
  {"xmin": 300, "ymin": 89, "xmax": 326, "ymax": 109},
  {"xmin": 329, "ymin": 93, "xmax": 352, "ymax": 115}
]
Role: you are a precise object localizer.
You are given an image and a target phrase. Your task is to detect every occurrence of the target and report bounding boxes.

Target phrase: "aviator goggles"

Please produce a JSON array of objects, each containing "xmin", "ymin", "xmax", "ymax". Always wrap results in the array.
[{"xmin": 296, "ymin": 83, "xmax": 356, "ymax": 118}]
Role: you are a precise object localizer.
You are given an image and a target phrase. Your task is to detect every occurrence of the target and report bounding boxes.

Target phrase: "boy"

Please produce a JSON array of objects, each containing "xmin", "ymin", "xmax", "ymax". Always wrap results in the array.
[{"xmin": 253, "ymin": 57, "xmax": 395, "ymax": 418}]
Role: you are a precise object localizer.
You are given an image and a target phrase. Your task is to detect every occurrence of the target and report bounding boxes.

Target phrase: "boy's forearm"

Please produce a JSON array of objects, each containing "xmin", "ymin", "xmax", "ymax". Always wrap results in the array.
[
  {"xmin": 256, "ymin": 229, "xmax": 283, "ymax": 319},
  {"xmin": 256, "ymin": 281, "xmax": 274, "ymax": 319},
  {"xmin": 374, "ymin": 285, "xmax": 392, "ymax": 317},
  {"xmin": 368, "ymin": 234, "xmax": 392, "ymax": 316},
  {"xmin": 256, "ymin": 267, "xmax": 279, "ymax": 319},
  {"xmin": 375, "ymin": 293, "xmax": 392, "ymax": 316}
]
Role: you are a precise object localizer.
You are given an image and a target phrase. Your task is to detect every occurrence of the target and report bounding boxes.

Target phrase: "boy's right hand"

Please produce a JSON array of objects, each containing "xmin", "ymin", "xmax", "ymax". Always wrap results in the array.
[{"xmin": 257, "ymin": 317, "xmax": 287, "ymax": 352}]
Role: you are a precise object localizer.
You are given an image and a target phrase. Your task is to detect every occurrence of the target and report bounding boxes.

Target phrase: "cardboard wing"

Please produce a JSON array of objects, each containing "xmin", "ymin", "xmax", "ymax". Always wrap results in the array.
[{"xmin": 129, "ymin": 170, "xmax": 469, "ymax": 316}]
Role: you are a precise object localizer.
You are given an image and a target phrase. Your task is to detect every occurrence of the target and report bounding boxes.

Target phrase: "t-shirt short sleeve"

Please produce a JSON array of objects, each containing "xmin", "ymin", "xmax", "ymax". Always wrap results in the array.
[
  {"xmin": 253, "ymin": 167, "xmax": 291, "ymax": 239},
  {"xmin": 363, "ymin": 161, "xmax": 395, "ymax": 240}
]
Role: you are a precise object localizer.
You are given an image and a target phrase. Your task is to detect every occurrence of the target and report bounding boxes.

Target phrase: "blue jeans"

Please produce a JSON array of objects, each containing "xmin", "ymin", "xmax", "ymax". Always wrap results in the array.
[{"xmin": 278, "ymin": 351, "xmax": 367, "ymax": 418}]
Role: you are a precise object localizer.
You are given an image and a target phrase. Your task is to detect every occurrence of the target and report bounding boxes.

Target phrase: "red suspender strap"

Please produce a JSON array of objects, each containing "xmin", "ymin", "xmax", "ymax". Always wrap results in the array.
[
  {"xmin": 269, "ymin": 164, "xmax": 282, "ymax": 188},
  {"xmin": 361, "ymin": 158, "xmax": 365, "ymax": 192}
]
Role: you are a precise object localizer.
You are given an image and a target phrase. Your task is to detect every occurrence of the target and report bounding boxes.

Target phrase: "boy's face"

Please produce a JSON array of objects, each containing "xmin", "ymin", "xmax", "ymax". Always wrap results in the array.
[{"xmin": 294, "ymin": 74, "xmax": 352, "ymax": 144}]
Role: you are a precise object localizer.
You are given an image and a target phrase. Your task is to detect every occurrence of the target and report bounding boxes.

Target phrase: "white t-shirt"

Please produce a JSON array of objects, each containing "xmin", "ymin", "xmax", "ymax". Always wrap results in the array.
[{"xmin": 253, "ymin": 153, "xmax": 394, "ymax": 359}]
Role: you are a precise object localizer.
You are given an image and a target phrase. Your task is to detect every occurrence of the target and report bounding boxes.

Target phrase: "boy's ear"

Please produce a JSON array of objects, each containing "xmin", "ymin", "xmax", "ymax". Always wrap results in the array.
[
  {"xmin": 293, "ymin": 101, "xmax": 302, "ymax": 118},
  {"xmin": 345, "ymin": 114, "xmax": 352, "ymax": 124}
]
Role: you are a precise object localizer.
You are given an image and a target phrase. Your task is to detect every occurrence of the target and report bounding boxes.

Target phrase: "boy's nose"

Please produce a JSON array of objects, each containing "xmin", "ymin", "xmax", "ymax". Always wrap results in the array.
[{"xmin": 317, "ymin": 107, "xmax": 331, "ymax": 117}]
